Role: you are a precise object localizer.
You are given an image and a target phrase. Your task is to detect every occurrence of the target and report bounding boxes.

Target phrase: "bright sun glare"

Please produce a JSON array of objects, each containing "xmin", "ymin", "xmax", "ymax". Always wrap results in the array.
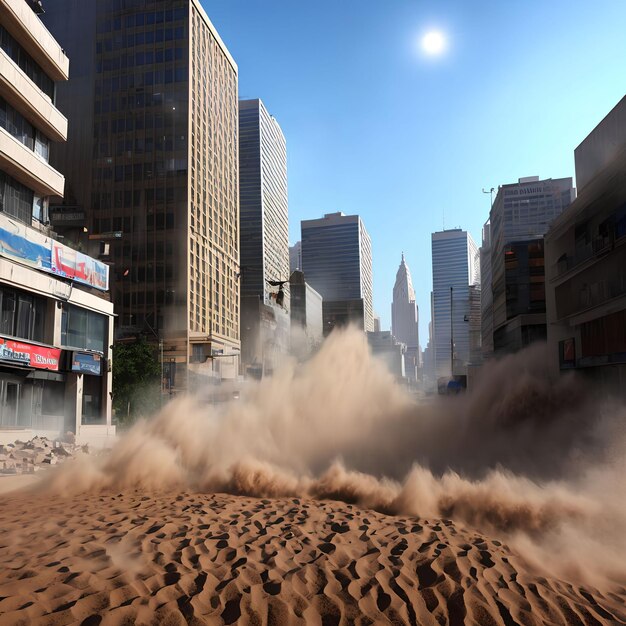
[{"xmin": 421, "ymin": 30, "xmax": 446, "ymax": 56}]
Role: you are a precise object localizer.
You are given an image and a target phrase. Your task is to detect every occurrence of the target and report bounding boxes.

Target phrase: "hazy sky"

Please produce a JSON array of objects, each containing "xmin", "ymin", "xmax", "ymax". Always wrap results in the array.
[{"xmin": 203, "ymin": 0, "xmax": 626, "ymax": 341}]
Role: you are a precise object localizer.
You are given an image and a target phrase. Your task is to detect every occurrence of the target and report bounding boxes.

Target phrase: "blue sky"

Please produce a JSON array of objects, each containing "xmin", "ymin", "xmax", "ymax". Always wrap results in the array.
[{"xmin": 203, "ymin": 0, "xmax": 626, "ymax": 342}]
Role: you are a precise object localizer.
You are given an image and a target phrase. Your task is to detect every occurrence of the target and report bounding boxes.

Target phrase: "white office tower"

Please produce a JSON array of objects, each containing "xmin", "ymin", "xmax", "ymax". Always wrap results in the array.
[{"xmin": 431, "ymin": 229, "xmax": 480, "ymax": 378}]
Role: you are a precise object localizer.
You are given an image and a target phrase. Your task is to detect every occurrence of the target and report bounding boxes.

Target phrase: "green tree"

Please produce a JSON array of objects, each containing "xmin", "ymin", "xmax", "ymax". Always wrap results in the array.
[{"xmin": 112, "ymin": 337, "xmax": 161, "ymax": 426}]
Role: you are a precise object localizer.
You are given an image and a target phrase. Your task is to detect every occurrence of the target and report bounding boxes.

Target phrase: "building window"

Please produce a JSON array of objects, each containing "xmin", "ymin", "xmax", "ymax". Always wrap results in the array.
[
  {"xmin": 0, "ymin": 171, "xmax": 35, "ymax": 224},
  {"xmin": 61, "ymin": 305, "xmax": 107, "ymax": 353},
  {"xmin": 0, "ymin": 286, "xmax": 47, "ymax": 343},
  {"xmin": 0, "ymin": 25, "xmax": 55, "ymax": 100}
]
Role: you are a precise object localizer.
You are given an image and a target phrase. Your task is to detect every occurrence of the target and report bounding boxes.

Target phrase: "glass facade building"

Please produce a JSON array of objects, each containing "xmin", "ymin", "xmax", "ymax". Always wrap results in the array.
[
  {"xmin": 43, "ymin": 0, "xmax": 240, "ymax": 386},
  {"xmin": 431, "ymin": 229, "xmax": 480, "ymax": 378},
  {"xmin": 238, "ymin": 99, "xmax": 289, "ymax": 306},
  {"xmin": 301, "ymin": 212, "xmax": 374, "ymax": 333}
]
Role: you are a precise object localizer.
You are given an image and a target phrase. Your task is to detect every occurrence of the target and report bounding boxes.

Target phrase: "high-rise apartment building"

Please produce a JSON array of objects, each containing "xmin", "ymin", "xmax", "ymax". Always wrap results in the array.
[
  {"xmin": 238, "ymin": 98, "xmax": 289, "ymax": 377},
  {"xmin": 546, "ymin": 96, "xmax": 626, "ymax": 394},
  {"xmin": 431, "ymin": 229, "xmax": 479, "ymax": 378},
  {"xmin": 301, "ymin": 212, "xmax": 373, "ymax": 334},
  {"xmin": 0, "ymin": 0, "xmax": 115, "ymax": 444},
  {"xmin": 42, "ymin": 0, "xmax": 240, "ymax": 388},
  {"xmin": 391, "ymin": 254, "xmax": 420, "ymax": 382},
  {"xmin": 489, "ymin": 176, "xmax": 574, "ymax": 354}
]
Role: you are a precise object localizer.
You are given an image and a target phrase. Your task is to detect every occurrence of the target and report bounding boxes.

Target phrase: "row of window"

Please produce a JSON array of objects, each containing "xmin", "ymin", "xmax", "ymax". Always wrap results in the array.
[
  {"xmin": 0, "ymin": 287, "xmax": 108, "ymax": 355},
  {"xmin": 95, "ymin": 134, "xmax": 186, "ymax": 158},
  {"xmin": 96, "ymin": 7, "xmax": 188, "ymax": 34},
  {"xmin": 97, "ymin": 27, "xmax": 186, "ymax": 57},
  {"xmin": 94, "ymin": 159, "xmax": 187, "ymax": 183},
  {"xmin": 0, "ymin": 287, "xmax": 46, "ymax": 344},
  {"xmin": 0, "ymin": 96, "xmax": 50, "ymax": 161},
  {"xmin": 0, "ymin": 25, "xmax": 54, "ymax": 100},
  {"xmin": 0, "ymin": 171, "xmax": 47, "ymax": 226}
]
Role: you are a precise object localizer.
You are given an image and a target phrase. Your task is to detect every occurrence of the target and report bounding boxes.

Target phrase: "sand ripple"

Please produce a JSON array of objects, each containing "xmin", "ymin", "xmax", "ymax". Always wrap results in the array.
[{"xmin": 0, "ymin": 491, "xmax": 624, "ymax": 625}]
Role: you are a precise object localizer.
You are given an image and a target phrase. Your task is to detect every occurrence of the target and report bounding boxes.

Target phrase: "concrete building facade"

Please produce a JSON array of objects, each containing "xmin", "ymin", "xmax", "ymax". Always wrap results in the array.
[
  {"xmin": 489, "ymin": 176, "xmax": 574, "ymax": 355},
  {"xmin": 42, "ymin": 0, "xmax": 240, "ymax": 389},
  {"xmin": 289, "ymin": 269, "xmax": 322, "ymax": 359},
  {"xmin": 301, "ymin": 212, "xmax": 373, "ymax": 334},
  {"xmin": 431, "ymin": 229, "xmax": 479, "ymax": 378},
  {"xmin": 0, "ymin": 0, "xmax": 114, "ymax": 445},
  {"xmin": 546, "ymin": 97, "xmax": 626, "ymax": 395}
]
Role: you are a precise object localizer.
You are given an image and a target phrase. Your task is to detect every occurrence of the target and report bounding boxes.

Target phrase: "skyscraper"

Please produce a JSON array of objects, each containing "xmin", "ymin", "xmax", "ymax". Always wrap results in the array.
[
  {"xmin": 489, "ymin": 176, "xmax": 574, "ymax": 354},
  {"xmin": 431, "ymin": 229, "xmax": 480, "ymax": 378},
  {"xmin": 238, "ymin": 98, "xmax": 289, "ymax": 376},
  {"xmin": 301, "ymin": 212, "xmax": 373, "ymax": 333},
  {"xmin": 42, "ymin": 0, "xmax": 240, "ymax": 388},
  {"xmin": 239, "ymin": 99, "xmax": 289, "ymax": 304},
  {"xmin": 391, "ymin": 253, "xmax": 420, "ymax": 382}
]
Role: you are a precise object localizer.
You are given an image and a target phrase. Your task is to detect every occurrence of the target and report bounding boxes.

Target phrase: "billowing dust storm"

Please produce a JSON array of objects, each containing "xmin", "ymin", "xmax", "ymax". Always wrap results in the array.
[{"xmin": 42, "ymin": 328, "xmax": 626, "ymax": 586}]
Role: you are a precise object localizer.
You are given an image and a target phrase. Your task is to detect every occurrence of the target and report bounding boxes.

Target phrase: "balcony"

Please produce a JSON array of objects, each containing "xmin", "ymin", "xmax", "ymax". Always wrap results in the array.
[
  {"xmin": 0, "ymin": 125, "xmax": 64, "ymax": 196},
  {"xmin": 0, "ymin": 0, "xmax": 68, "ymax": 81},
  {"xmin": 0, "ymin": 48, "xmax": 67, "ymax": 141}
]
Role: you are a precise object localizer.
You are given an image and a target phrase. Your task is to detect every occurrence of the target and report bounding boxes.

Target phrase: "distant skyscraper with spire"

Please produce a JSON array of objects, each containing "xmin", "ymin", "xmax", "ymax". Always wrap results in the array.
[{"xmin": 391, "ymin": 253, "xmax": 420, "ymax": 382}]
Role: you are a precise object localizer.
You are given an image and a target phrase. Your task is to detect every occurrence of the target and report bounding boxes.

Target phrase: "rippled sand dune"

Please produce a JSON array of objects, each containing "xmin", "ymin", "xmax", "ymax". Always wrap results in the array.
[{"xmin": 1, "ymin": 491, "xmax": 624, "ymax": 626}]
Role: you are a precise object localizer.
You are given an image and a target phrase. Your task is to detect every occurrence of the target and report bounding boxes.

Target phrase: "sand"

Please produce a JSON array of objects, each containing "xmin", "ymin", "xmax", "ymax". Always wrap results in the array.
[{"xmin": 0, "ymin": 490, "xmax": 624, "ymax": 626}]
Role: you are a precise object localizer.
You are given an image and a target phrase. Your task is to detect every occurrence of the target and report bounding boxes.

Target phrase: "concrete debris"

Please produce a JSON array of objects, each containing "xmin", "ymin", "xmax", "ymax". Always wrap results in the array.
[{"xmin": 0, "ymin": 436, "xmax": 90, "ymax": 475}]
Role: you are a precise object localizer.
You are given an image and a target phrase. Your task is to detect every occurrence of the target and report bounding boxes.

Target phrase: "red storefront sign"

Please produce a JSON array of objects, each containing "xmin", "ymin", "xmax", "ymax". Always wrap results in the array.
[{"xmin": 0, "ymin": 337, "xmax": 61, "ymax": 371}]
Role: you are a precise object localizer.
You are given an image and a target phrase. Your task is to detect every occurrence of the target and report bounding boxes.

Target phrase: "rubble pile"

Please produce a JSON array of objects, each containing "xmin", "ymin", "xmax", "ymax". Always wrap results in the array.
[{"xmin": 0, "ymin": 436, "xmax": 88, "ymax": 475}]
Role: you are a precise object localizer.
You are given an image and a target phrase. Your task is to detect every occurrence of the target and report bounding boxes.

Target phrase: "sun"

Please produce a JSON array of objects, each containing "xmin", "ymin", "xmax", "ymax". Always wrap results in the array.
[{"xmin": 421, "ymin": 30, "xmax": 447, "ymax": 56}]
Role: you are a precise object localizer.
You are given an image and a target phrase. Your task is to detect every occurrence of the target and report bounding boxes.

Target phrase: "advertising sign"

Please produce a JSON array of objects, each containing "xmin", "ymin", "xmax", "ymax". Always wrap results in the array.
[
  {"xmin": 0, "ymin": 213, "xmax": 52, "ymax": 272},
  {"xmin": 52, "ymin": 241, "xmax": 109, "ymax": 291},
  {"xmin": 0, "ymin": 337, "xmax": 61, "ymax": 371},
  {"xmin": 71, "ymin": 351, "xmax": 102, "ymax": 376},
  {"xmin": 0, "ymin": 213, "xmax": 109, "ymax": 292}
]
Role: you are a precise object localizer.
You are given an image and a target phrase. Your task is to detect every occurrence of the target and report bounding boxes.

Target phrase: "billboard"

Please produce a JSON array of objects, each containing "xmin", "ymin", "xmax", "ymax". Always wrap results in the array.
[
  {"xmin": 0, "ymin": 337, "xmax": 61, "ymax": 371},
  {"xmin": 0, "ymin": 213, "xmax": 109, "ymax": 291},
  {"xmin": 0, "ymin": 213, "xmax": 52, "ymax": 272}
]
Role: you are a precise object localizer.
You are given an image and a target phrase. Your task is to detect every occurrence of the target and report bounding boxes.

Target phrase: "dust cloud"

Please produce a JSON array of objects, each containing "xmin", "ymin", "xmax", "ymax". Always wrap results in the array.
[{"xmin": 43, "ymin": 327, "xmax": 626, "ymax": 585}]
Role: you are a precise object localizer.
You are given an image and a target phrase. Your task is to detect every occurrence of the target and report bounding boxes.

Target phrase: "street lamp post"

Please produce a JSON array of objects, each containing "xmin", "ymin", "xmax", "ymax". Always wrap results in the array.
[{"xmin": 450, "ymin": 286, "xmax": 454, "ymax": 377}]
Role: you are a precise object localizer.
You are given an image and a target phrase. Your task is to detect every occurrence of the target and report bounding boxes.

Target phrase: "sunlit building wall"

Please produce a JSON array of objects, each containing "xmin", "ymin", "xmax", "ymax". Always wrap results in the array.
[
  {"xmin": 431, "ymin": 229, "xmax": 479, "ymax": 378},
  {"xmin": 43, "ymin": 0, "xmax": 240, "ymax": 387}
]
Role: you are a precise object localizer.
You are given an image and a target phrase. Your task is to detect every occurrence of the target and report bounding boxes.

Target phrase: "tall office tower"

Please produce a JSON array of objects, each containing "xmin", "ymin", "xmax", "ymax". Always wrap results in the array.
[
  {"xmin": 431, "ymin": 229, "xmax": 480, "ymax": 378},
  {"xmin": 301, "ymin": 212, "xmax": 373, "ymax": 334},
  {"xmin": 42, "ymin": 0, "xmax": 240, "ymax": 388},
  {"xmin": 479, "ymin": 220, "xmax": 493, "ymax": 358},
  {"xmin": 391, "ymin": 254, "xmax": 420, "ymax": 382},
  {"xmin": 289, "ymin": 240, "xmax": 301, "ymax": 272},
  {"xmin": 0, "ymin": 1, "xmax": 115, "ymax": 441},
  {"xmin": 490, "ymin": 176, "xmax": 574, "ymax": 354},
  {"xmin": 239, "ymin": 99, "xmax": 289, "ymax": 305},
  {"xmin": 238, "ymin": 98, "xmax": 289, "ymax": 377}
]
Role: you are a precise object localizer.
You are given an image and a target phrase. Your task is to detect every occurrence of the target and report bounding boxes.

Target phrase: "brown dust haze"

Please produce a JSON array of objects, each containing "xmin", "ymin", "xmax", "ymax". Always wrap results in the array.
[{"xmin": 44, "ymin": 328, "xmax": 626, "ymax": 586}]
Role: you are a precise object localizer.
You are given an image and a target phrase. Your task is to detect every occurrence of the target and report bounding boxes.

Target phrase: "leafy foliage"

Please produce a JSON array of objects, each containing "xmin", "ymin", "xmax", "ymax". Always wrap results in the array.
[{"xmin": 112, "ymin": 337, "xmax": 161, "ymax": 426}]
